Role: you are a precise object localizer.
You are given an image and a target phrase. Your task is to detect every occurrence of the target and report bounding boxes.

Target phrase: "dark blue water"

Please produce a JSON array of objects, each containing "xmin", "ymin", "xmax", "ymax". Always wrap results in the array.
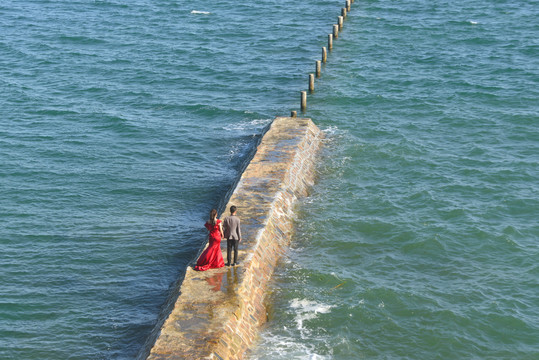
[{"xmin": 1, "ymin": 0, "xmax": 538, "ymax": 359}]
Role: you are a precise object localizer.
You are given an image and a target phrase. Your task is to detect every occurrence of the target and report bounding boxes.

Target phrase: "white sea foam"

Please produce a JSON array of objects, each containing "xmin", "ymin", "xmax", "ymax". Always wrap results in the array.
[
  {"xmin": 290, "ymin": 299, "xmax": 333, "ymax": 314},
  {"xmin": 250, "ymin": 333, "xmax": 331, "ymax": 360},
  {"xmin": 250, "ymin": 298, "xmax": 336, "ymax": 358},
  {"xmin": 290, "ymin": 298, "xmax": 333, "ymax": 330},
  {"xmin": 191, "ymin": 10, "xmax": 211, "ymax": 15},
  {"xmin": 321, "ymin": 125, "xmax": 342, "ymax": 136},
  {"xmin": 469, "ymin": 20, "xmax": 478, "ymax": 25}
]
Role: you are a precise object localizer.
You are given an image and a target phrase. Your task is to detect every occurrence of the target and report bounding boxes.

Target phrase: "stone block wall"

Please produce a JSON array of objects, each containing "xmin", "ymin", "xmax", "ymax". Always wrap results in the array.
[{"xmin": 146, "ymin": 117, "xmax": 323, "ymax": 359}]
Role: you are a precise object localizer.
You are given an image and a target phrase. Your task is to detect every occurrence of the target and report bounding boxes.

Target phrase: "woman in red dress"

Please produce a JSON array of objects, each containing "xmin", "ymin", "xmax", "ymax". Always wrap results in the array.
[{"xmin": 194, "ymin": 209, "xmax": 225, "ymax": 271}]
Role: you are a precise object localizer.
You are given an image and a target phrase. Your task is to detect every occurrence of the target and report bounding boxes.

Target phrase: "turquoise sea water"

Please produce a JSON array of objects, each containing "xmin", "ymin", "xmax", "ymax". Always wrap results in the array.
[{"xmin": 1, "ymin": 0, "xmax": 537, "ymax": 359}]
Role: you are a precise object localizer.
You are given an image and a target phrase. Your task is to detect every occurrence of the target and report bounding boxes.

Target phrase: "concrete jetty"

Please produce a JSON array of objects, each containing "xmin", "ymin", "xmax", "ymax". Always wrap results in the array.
[{"xmin": 146, "ymin": 116, "xmax": 323, "ymax": 359}]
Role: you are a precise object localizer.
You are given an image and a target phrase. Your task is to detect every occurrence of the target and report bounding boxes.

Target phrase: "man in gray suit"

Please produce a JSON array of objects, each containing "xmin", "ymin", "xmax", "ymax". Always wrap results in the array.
[{"xmin": 223, "ymin": 205, "xmax": 242, "ymax": 266}]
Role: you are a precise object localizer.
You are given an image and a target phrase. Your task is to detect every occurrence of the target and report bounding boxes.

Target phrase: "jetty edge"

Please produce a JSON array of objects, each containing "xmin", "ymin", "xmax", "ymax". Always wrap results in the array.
[{"xmin": 145, "ymin": 116, "xmax": 323, "ymax": 359}]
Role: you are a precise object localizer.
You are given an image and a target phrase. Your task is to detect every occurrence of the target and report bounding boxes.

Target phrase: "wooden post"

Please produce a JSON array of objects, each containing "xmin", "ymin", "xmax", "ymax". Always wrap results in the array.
[
  {"xmin": 291, "ymin": 110, "xmax": 297, "ymax": 118},
  {"xmin": 346, "ymin": 0, "xmax": 351, "ymax": 12},
  {"xmin": 322, "ymin": 46, "xmax": 327, "ymax": 63},
  {"xmin": 300, "ymin": 91, "xmax": 307, "ymax": 111},
  {"xmin": 342, "ymin": 8, "xmax": 347, "ymax": 19},
  {"xmin": 309, "ymin": 74, "xmax": 314, "ymax": 92},
  {"xmin": 338, "ymin": 16, "xmax": 343, "ymax": 30},
  {"xmin": 333, "ymin": 24, "xmax": 339, "ymax": 39},
  {"xmin": 328, "ymin": 34, "xmax": 333, "ymax": 50},
  {"xmin": 315, "ymin": 60, "xmax": 321, "ymax": 78}
]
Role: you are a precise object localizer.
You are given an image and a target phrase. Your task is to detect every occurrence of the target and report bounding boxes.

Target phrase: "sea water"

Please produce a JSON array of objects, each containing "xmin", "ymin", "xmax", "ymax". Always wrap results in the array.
[
  {"xmin": 1, "ymin": 0, "xmax": 537, "ymax": 359},
  {"xmin": 253, "ymin": 1, "xmax": 539, "ymax": 359}
]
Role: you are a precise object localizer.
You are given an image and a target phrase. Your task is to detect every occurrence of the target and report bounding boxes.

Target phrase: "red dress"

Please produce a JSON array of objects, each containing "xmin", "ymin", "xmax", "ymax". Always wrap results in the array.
[{"xmin": 194, "ymin": 219, "xmax": 225, "ymax": 271}]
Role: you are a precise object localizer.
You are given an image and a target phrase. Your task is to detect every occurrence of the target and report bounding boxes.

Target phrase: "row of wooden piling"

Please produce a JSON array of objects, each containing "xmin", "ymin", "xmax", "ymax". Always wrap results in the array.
[{"xmin": 291, "ymin": 0, "xmax": 354, "ymax": 117}]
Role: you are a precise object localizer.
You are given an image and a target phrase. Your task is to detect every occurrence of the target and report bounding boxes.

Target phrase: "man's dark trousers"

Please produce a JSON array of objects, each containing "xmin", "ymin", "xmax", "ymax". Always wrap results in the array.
[{"xmin": 227, "ymin": 239, "xmax": 239, "ymax": 265}]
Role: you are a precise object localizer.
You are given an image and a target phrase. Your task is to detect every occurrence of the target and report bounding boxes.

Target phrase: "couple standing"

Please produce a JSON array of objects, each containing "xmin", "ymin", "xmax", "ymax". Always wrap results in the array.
[{"xmin": 194, "ymin": 206, "xmax": 241, "ymax": 271}]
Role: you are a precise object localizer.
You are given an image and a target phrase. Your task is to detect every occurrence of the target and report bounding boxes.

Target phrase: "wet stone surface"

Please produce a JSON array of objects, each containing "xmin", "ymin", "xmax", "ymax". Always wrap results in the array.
[{"xmin": 147, "ymin": 117, "xmax": 322, "ymax": 360}]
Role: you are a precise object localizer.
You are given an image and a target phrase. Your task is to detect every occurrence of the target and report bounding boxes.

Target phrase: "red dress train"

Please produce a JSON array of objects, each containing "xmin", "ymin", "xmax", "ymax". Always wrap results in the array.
[{"xmin": 194, "ymin": 219, "xmax": 225, "ymax": 271}]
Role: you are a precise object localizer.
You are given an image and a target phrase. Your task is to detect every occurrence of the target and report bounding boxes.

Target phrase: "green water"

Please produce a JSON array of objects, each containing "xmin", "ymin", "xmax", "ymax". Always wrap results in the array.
[
  {"xmin": 253, "ymin": 0, "xmax": 538, "ymax": 359},
  {"xmin": 1, "ymin": 0, "xmax": 537, "ymax": 359}
]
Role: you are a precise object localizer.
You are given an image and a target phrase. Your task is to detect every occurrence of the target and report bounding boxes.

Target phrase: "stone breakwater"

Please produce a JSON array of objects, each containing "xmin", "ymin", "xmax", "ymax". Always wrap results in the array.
[{"xmin": 146, "ymin": 117, "xmax": 323, "ymax": 359}]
